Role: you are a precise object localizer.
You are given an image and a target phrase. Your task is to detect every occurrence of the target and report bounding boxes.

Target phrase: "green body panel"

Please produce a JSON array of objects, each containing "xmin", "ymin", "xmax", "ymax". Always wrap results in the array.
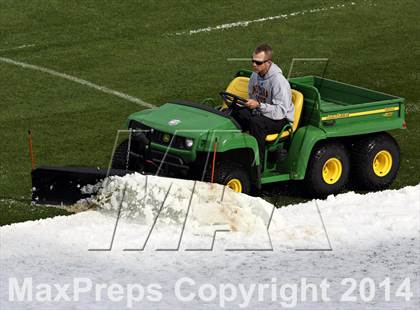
[
  {"xmin": 282, "ymin": 125, "xmax": 327, "ymax": 180},
  {"xmin": 129, "ymin": 103, "xmax": 237, "ymax": 136},
  {"xmin": 321, "ymin": 110, "xmax": 404, "ymax": 138},
  {"xmin": 260, "ymin": 171, "xmax": 290, "ymax": 184},
  {"xmin": 123, "ymin": 73, "xmax": 405, "ymax": 186},
  {"xmin": 289, "ymin": 76, "xmax": 405, "ymax": 135},
  {"xmin": 215, "ymin": 132, "xmax": 260, "ymax": 164},
  {"xmin": 127, "ymin": 102, "xmax": 260, "ymax": 163},
  {"xmin": 261, "ymin": 169, "xmax": 290, "ymax": 184}
]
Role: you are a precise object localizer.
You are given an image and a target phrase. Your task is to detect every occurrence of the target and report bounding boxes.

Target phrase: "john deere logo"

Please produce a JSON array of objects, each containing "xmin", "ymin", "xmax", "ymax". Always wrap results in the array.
[
  {"xmin": 168, "ymin": 119, "xmax": 181, "ymax": 126},
  {"xmin": 162, "ymin": 134, "xmax": 171, "ymax": 143}
]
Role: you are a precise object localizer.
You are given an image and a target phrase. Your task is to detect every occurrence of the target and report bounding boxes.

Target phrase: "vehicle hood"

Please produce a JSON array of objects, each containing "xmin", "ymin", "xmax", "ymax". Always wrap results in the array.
[{"xmin": 127, "ymin": 102, "xmax": 239, "ymax": 138}]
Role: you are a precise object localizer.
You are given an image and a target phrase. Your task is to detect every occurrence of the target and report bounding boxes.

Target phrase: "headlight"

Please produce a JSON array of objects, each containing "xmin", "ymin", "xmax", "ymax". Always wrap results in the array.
[{"xmin": 185, "ymin": 138, "xmax": 194, "ymax": 149}]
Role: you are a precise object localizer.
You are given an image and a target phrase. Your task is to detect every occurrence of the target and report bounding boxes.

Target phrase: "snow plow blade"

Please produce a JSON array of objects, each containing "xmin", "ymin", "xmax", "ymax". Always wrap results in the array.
[{"xmin": 31, "ymin": 166, "xmax": 130, "ymax": 205}]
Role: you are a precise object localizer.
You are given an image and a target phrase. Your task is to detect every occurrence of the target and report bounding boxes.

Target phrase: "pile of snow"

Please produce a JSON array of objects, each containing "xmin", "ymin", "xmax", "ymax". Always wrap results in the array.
[
  {"xmin": 1, "ymin": 175, "xmax": 419, "ymax": 309},
  {"xmin": 91, "ymin": 173, "xmax": 270, "ymax": 226},
  {"xmin": 84, "ymin": 173, "xmax": 275, "ymax": 249}
]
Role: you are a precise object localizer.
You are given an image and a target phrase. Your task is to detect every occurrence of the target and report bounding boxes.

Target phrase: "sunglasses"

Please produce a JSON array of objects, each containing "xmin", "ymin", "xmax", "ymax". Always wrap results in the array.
[{"xmin": 251, "ymin": 59, "xmax": 270, "ymax": 65}]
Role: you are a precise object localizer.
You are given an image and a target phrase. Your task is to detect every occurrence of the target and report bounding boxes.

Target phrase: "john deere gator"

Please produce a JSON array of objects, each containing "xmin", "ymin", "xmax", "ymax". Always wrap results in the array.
[{"xmin": 32, "ymin": 70, "xmax": 405, "ymax": 204}]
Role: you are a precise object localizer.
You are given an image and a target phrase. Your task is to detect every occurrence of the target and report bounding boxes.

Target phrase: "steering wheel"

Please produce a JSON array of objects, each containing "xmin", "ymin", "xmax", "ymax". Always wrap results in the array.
[{"xmin": 219, "ymin": 91, "xmax": 248, "ymax": 109}]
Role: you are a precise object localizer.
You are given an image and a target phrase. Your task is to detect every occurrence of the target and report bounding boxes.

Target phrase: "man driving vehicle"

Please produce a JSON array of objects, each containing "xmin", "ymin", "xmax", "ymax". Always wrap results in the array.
[{"xmin": 231, "ymin": 43, "xmax": 294, "ymax": 167}]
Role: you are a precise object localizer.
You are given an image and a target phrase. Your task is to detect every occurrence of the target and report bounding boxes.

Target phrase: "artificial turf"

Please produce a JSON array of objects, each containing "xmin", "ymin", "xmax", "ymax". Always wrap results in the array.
[{"xmin": 1, "ymin": 0, "xmax": 419, "ymax": 225}]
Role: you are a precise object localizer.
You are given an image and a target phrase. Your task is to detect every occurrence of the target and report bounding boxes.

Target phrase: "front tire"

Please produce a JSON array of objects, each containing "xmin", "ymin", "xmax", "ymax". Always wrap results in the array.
[
  {"xmin": 350, "ymin": 132, "xmax": 400, "ymax": 190},
  {"xmin": 305, "ymin": 141, "xmax": 350, "ymax": 197},
  {"xmin": 206, "ymin": 161, "xmax": 251, "ymax": 194}
]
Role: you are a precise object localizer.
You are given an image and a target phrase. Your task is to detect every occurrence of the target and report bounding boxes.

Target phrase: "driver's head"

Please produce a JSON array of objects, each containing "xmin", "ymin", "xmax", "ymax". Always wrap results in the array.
[{"xmin": 252, "ymin": 43, "xmax": 273, "ymax": 76}]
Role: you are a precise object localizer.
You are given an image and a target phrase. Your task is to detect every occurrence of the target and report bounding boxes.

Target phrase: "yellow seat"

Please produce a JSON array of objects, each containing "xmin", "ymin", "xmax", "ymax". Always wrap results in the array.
[
  {"xmin": 265, "ymin": 89, "xmax": 304, "ymax": 142},
  {"xmin": 221, "ymin": 76, "xmax": 250, "ymax": 110}
]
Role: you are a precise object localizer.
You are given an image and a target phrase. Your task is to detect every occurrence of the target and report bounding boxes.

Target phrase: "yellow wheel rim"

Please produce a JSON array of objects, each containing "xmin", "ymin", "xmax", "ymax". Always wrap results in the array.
[
  {"xmin": 227, "ymin": 178, "xmax": 242, "ymax": 193},
  {"xmin": 373, "ymin": 150, "xmax": 392, "ymax": 177},
  {"xmin": 322, "ymin": 158, "xmax": 343, "ymax": 184}
]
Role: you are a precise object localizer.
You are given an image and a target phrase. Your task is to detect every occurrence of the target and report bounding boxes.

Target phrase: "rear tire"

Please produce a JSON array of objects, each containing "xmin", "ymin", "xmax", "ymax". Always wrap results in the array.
[
  {"xmin": 350, "ymin": 132, "xmax": 400, "ymax": 190},
  {"xmin": 205, "ymin": 161, "xmax": 251, "ymax": 194},
  {"xmin": 305, "ymin": 141, "xmax": 350, "ymax": 197}
]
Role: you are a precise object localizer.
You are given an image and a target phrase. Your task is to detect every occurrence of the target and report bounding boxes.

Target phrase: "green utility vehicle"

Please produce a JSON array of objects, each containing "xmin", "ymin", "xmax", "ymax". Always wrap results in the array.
[
  {"xmin": 111, "ymin": 70, "xmax": 405, "ymax": 196},
  {"xmin": 31, "ymin": 70, "xmax": 405, "ymax": 204}
]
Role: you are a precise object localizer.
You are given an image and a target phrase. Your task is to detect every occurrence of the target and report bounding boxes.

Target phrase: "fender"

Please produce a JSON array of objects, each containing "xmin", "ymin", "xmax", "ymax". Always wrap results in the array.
[
  {"xmin": 214, "ymin": 131, "xmax": 261, "ymax": 188},
  {"xmin": 214, "ymin": 131, "xmax": 260, "ymax": 165},
  {"xmin": 286, "ymin": 125, "xmax": 327, "ymax": 180}
]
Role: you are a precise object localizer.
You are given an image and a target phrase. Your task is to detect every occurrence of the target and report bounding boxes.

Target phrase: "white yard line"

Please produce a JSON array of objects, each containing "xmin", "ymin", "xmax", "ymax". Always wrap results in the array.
[
  {"xmin": 0, "ymin": 44, "xmax": 36, "ymax": 52},
  {"xmin": 227, "ymin": 58, "xmax": 250, "ymax": 62},
  {"xmin": 174, "ymin": 2, "xmax": 357, "ymax": 36},
  {"xmin": 0, "ymin": 56, "xmax": 155, "ymax": 108}
]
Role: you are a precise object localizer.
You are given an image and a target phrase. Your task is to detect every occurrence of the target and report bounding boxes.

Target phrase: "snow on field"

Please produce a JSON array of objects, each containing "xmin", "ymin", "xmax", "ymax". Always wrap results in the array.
[{"xmin": 1, "ymin": 173, "xmax": 419, "ymax": 309}]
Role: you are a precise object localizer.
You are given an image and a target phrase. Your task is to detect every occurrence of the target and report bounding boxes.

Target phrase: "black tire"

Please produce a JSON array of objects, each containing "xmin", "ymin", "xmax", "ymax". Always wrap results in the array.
[
  {"xmin": 350, "ymin": 132, "xmax": 400, "ymax": 190},
  {"xmin": 111, "ymin": 139, "xmax": 137, "ymax": 171},
  {"xmin": 205, "ymin": 161, "xmax": 251, "ymax": 194},
  {"xmin": 305, "ymin": 141, "xmax": 350, "ymax": 197}
]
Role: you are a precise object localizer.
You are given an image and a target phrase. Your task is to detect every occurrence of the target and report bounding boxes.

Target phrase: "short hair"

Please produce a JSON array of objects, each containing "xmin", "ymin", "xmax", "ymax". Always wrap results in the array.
[{"xmin": 254, "ymin": 43, "xmax": 273, "ymax": 60}]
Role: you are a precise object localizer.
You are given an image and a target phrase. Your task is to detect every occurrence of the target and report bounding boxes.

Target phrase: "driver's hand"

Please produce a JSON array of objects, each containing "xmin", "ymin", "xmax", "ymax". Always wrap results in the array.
[{"xmin": 244, "ymin": 99, "xmax": 260, "ymax": 109}]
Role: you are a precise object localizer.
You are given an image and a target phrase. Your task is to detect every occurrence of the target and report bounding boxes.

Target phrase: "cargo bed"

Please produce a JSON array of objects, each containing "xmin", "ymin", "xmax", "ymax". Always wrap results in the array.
[{"xmin": 289, "ymin": 76, "xmax": 405, "ymax": 136}]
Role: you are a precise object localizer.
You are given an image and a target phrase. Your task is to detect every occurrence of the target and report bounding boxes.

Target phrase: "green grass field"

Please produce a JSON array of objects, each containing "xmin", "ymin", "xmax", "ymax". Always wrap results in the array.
[{"xmin": 1, "ymin": 0, "xmax": 419, "ymax": 225}]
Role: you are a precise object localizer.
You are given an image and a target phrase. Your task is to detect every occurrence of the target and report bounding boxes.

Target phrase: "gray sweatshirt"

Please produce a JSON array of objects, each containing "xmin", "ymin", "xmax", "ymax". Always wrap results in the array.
[{"xmin": 248, "ymin": 63, "xmax": 294, "ymax": 122}]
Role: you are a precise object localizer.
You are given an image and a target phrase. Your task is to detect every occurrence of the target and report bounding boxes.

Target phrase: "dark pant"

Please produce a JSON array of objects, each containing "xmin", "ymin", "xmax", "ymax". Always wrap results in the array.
[{"xmin": 231, "ymin": 108, "xmax": 289, "ymax": 166}]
